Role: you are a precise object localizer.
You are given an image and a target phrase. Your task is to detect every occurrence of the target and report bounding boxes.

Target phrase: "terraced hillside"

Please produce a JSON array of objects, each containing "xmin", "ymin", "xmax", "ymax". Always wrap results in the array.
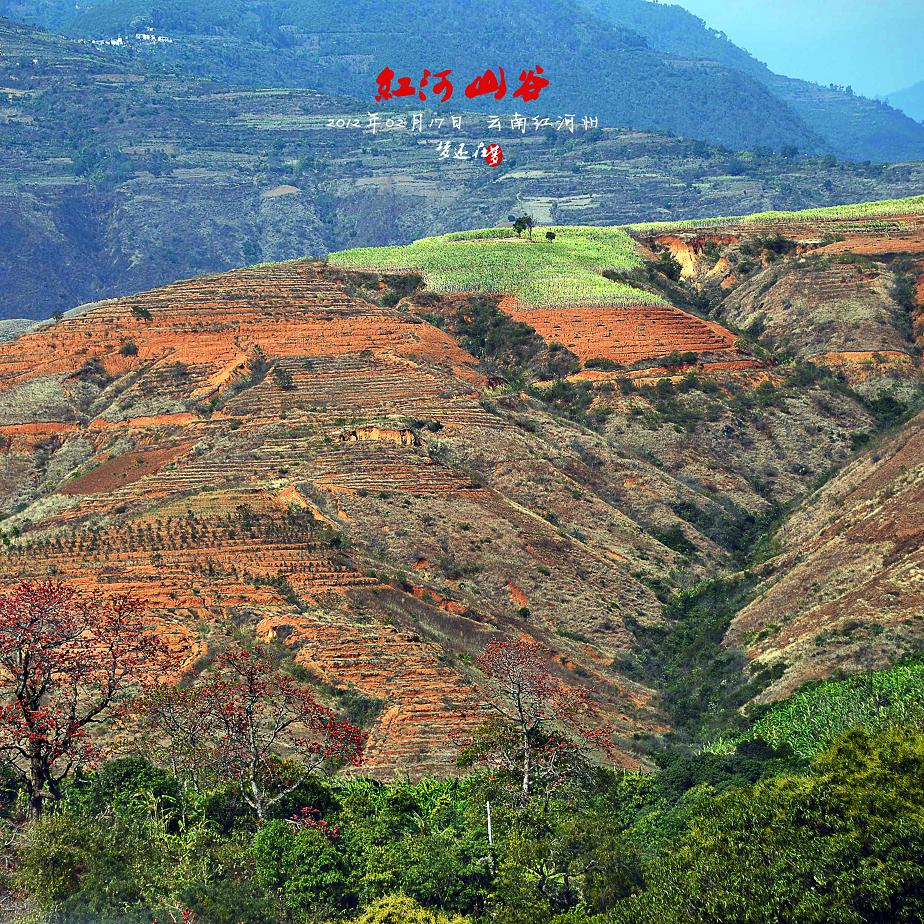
[
  {"xmin": 332, "ymin": 227, "xmax": 749, "ymax": 370},
  {"xmin": 631, "ymin": 196, "xmax": 924, "ymax": 398},
  {"xmin": 328, "ymin": 199, "xmax": 924, "ymax": 726},
  {"xmin": 728, "ymin": 408, "xmax": 924, "ymax": 704},
  {"xmin": 0, "ymin": 1, "xmax": 831, "ymax": 154},
  {"xmin": 3, "ymin": 198, "xmax": 923, "ymax": 766},
  {"xmin": 621, "ymin": 196, "xmax": 924, "ymax": 717},
  {"xmin": 1, "ymin": 262, "xmax": 703, "ymax": 773}
]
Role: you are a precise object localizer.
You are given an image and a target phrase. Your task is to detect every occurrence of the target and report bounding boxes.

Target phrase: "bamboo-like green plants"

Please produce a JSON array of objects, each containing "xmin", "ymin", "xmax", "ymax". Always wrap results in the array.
[{"xmin": 705, "ymin": 654, "xmax": 924, "ymax": 759}]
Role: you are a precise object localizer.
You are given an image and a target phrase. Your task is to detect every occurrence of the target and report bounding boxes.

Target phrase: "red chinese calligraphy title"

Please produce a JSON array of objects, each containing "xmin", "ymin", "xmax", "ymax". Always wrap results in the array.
[{"xmin": 374, "ymin": 66, "xmax": 548, "ymax": 104}]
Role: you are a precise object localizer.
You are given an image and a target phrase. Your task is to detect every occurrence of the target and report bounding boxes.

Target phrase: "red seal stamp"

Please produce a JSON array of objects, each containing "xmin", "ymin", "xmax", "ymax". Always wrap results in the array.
[{"xmin": 484, "ymin": 144, "xmax": 503, "ymax": 167}]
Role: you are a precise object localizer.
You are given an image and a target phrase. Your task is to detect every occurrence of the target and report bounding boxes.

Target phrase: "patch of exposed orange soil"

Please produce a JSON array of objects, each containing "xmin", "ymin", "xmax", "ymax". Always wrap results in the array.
[
  {"xmin": 622, "ymin": 476, "xmax": 657, "ymax": 498},
  {"xmin": 255, "ymin": 610, "xmax": 481, "ymax": 774},
  {"xmin": 633, "ymin": 362, "xmax": 774, "ymax": 389},
  {"xmin": 506, "ymin": 582, "xmax": 528, "ymax": 608},
  {"xmin": 499, "ymin": 295, "xmax": 747, "ymax": 368},
  {"xmin": 88, "ymin": 413, "xmax": 206, "ymax": 431},
  {"xmin": 336, "ymin": 425, "xmax": 419, "ymax": 447},
  {"xmin": 650, "ymin": 234, "xmax": 740, "ymax": 278},
  {"xmin": 0, "ymin": 263, "xmax": 485, "ymax": 399},
  {"xmin": 817, "ymin": 230, "xmax": 924, "ymax": 257},
  {"xmin": 569, "ymin": 362, "xmax": 768, "ymax": 388},
  {"xmin": 0, "ymin": 421, "xmax": 81, "ymax": 452},
  {"xmin": 400, "ymin": 581, "xmax": 467, "ymax": 615},
  {"xmin": 61, "ymin": 443, "xmax": 193, "ymax": 495},
  {"xmin": 643, "ymin": 216, "xmax": 924, "ymax": 266}
]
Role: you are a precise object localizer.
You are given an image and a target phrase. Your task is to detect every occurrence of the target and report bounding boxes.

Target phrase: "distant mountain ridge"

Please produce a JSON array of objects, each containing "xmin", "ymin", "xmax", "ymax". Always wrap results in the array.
[
  {"xmin": 889, "ymin": 81, "xmax": 924, "ymax": 125},
  {"xmin": 583, "ymin": 0, "xmax": 924, "ymax": 163},
  {"xmin": 3, "ymin": 0, "xmax": 924, "ymax": 161}
]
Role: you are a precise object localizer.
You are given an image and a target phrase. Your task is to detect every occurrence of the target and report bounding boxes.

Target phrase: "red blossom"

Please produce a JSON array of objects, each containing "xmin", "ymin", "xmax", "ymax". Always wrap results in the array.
[
  {"xmin": 138, "ymin": 645, "xmax": 365, "ymax": 819},
  {"xmin": 289, "ymin": 805, "xmax": 340, "ymax": 841},
  {"xmin": 462, "ymin": 637, "xmax": 616, "ymax": 805},
  {"xmin": 0, "ymin": 581, "xmax": 170, "ymax": 820}
]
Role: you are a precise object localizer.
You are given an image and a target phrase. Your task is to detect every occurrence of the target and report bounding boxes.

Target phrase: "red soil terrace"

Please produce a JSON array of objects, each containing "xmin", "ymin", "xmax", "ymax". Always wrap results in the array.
[{"xmin": 0, "ymin": 261, "xmax": 668, "ymax": 774}]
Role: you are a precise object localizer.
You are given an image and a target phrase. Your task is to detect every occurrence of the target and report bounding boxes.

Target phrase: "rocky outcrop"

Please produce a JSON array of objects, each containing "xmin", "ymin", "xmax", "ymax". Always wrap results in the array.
[
  {"xmin": 651, "ymin": 234, "xmax": 740, "ymax": 281},
  {"xmin": 336, "ymin": 426, "xmax": 420, "ymax": 447}
]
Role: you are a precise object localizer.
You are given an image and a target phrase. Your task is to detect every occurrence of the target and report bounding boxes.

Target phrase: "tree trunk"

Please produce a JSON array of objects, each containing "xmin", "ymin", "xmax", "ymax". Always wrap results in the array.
[
  {"xmin": 521, "ymin": 729, "xmax": 532, "ymax": 803},
  {"xmin": 29, "ymin": 747, "xmax": 47, "ymax": 822},
  {"xmin": 28, "ymin": 790, "xmax": 44, "ymax": 823},
  {"xmin": 249, "ymin": 771, "xmax": 264, "ymax": 821}
]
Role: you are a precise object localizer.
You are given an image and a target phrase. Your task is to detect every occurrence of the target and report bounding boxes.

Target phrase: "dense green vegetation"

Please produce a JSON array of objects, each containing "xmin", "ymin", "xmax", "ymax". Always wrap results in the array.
[
  {"xmin": 418, "ymin": 295, "xmax": 580, "ymax": 385},
  {"xmin": 6, "ymin": 710, "xmax": 924, "ymax": 922},
  {"xmin": 612, "ymin": 725, "xmax": 924, "ymax": 924},
  {"xmin": 618, "ymin": 575, "xmax": 783, "ymax": 742},
  {"xmin": 4, "ymin": 578, "xmax": 922, "ymax": 923},
  {"xmin": 707, "ymin": 654, "xmax": 924, "ymax": 760},
  {"xmin": 331, "ymin": 227, "xmax": 660, "ymax": 310}
]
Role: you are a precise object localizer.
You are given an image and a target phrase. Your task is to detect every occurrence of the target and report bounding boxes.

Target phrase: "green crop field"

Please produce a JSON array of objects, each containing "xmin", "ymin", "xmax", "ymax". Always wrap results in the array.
[
  {"xmin": 627, "ymin": 193, "xmax": 924, "ymax": 233},
  {"xmin": 329, "ymin": 226, "xmax": 665, "ymax": 309},
  {"xmin": 705, "ymin": 654, "xmax": 924, "ymax": 760}
]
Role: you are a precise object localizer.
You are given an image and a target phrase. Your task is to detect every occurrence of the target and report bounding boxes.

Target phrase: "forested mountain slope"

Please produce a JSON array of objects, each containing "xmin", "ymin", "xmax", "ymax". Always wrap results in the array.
[
  {"xmin": 6, "ymin": 0, "xmax": 921, "ymax": 161},
  {"xmin": 584, "ymin": 0, "xmax": 924, "ymax": 162},
  {"xmin": 5, "ymin": 17, "xmax": 924, "ymax": 323}
]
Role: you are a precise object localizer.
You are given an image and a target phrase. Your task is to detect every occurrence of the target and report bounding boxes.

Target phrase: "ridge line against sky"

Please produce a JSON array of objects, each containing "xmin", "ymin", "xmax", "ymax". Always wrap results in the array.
[{"xmin": 672, "ymin": 0, "xmax": 924, "ymax": 98}]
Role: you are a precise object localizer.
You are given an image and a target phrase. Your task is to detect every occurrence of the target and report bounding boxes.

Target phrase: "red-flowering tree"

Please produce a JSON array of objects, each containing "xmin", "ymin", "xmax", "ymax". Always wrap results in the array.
[
  {"xmin": 141, "ymin": 646, "xmax": 365, "ymax": 819},
  {"xmin": 463, "ymin": 637, "xmax": 615, "ymax": 805},
  {"xmin": 133, "ymin": 684, "xmax": 218, "ymax": 794},
  {"xmin": 0, "ymin": 581, "xmax": 168, "ymax": 820}
]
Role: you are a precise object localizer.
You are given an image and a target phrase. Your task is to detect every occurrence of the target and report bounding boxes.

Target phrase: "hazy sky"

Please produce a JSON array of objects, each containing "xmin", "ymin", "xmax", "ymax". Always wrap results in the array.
[{"xmin": 673, "ymin": 0, "xmax": 924, "ymax": 97}]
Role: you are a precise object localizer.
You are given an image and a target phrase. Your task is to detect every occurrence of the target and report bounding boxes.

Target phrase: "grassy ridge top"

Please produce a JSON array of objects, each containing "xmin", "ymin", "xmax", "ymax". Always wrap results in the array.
[
  {"xmin": 627, "ymin": 192, "xmax": 924, "ymax": 233},
  {"xmin": 329, "ymin": 226, "xmax": 664, "ymax": 310},
  {"xmin": 329, "ymin": 194, "xmax": 924, "ymax": 310}
]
